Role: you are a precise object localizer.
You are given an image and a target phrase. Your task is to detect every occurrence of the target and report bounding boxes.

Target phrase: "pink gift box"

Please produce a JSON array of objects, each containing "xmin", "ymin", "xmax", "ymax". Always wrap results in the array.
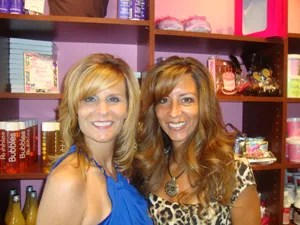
[
  {"xmin": 234, "ymin": 0, "xmax": 287, "ymax": 38},
  {"xmin": 287, "ymin": 138, "xmax": 300, "ymax": 163},
  {"xmin": 287, "ymin": 118, "xmax": 300, "ymax": 138}
]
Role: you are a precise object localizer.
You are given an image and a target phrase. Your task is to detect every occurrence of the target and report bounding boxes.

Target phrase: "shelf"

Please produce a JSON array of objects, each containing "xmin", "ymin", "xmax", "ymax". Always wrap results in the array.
[
  {"xmin": 287, "ymin": 98, "xmax": 300, "ymax": 103},
  {"xmin": 288, "ymin": 34, "xmax": 300, "ymax": 53},
  {"xmin": 0, "ymin": 14, "xmax": 150, "ymax": 44},
  {"xmin": 0, "ymin": 158, "xmax": 48, "ymax": 180},
  {"xmin": 0, "ymin": 13, "xmax": 150, "ymax": 26},
  {"xmin": 251, "ymin": 163, "xmax": 282, "ymax": 171},
  {"xmin": 284, "ymin": 161, "xmax": 300, "ymax": 169},
  {"xmin": 155, "ymin": 29, "xmax": 283, "ymax": 43},
  {"xmin": 218, "ymin": 96, "xmax": 283, "ymax": 103},
  {"xmin": 0, "ymin": 93, "xmax": 284, "ymax": 102},
  {"xmin": 288, "ymin": 33, "xmax": 300, "ymax": 39},
  {"xmin": 154, "ymin": 29, "xmax": 284, "ymax": 55},
  {"xmin": 0, "ymin": 92, "xmax": 62, "ymax": 99}
]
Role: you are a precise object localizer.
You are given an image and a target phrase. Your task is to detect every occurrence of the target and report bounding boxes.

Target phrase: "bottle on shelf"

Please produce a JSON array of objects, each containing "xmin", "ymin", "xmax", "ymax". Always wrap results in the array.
[
  {"xmin": 5, "ymin": 188, "xmax": 17, "ymax": 225},
  {"xmin": 18, "ymin": 121, "xmax": 27, "ymax": 171},
  {"xmin": 5, "ymin": 121, "xmax": 20, "ymax": 174},
  {"xmin": 22, "ymin": 185, "xmax": 33, "ymax": 219},
  {"xmin": 285, "ymin": 183, "xmax": 296, "ymax": 220},
  {"xmin": 41, "ymin": 121, "xmax": 56, "ymax": 172},
  {"xmin": 25, "ymin": 190, "xmax": 38, "ymax": 225},
  {"xmin": 7, "ymin": 194, "xmax": 26, "ymax": 225},
  {"xmin": 0, "ymin": 121, "xmax": 6, "ymax": 173},
  {"xmin": 29, "ymin": 119, "xmax": 38, "ymax": 163},
  {"xmin": 283, "ymin": 190, "xmax": 291, "ymax": 224},
  {"xmin": 294, "ymin": 189, "xmax": 300, "ymax": 225},
  {"xmin": 54, "ymin": 121, "xmax": 65, "ymax": 155}
]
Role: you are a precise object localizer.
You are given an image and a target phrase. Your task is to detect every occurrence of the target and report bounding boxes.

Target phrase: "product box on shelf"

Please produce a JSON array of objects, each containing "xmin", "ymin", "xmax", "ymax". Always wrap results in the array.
[
  {"xmin": 234, "ymin": 0, "xmax": 287, "ymax": 38},
  {"xmin": 207, "ymin": 56, "xmax": 236, "ymax": 95},
  {"xmin": 287, "ymin": 54, "xmax": 300, "ymax": 98},
  {"xmin": 24, "ymin": 52, "xmax": 59, "ymax": 94},
  {"xmin": 24, "ymin": 0, "xmax": 45, "ymax": 15}
]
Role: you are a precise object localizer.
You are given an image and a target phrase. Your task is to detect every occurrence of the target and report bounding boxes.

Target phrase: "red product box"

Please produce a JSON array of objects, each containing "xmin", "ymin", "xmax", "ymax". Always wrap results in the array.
[{"xmin": 234, "ymin": 0, "xmax": 287, "ymax": 38}]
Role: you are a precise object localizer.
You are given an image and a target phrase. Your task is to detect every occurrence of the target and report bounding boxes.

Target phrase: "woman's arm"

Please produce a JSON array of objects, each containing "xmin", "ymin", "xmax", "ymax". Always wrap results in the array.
[
  {"xmin": 230, "ymin": 185, "xmax": 261, "ymax": 225},
  {"xmin": 36, "ymin": 167, "xmax": 86, "ymax": 225}
]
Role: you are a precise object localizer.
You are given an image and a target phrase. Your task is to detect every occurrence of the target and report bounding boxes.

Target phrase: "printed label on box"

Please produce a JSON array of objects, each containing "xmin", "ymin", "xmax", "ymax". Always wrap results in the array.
[{"xmin": 24, "ymin": 52, "xmax": 59, "ymax": 93}]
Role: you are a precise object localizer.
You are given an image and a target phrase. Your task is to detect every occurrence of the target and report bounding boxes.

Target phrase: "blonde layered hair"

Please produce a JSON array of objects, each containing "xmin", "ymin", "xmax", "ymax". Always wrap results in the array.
[
  {"xmin": 134, "ymin": 56, "xmax": 236, "ymax": 212},
  {"xmin": 58, "ymin": 53, "xmax": 140, "ymax": 174}
]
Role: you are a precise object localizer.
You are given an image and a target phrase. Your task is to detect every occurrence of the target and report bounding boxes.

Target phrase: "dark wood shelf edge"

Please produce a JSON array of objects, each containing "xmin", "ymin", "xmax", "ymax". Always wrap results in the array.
[
  {"xmin": 218, "ymin": 96, "xmax": 284, "ymax": 103},
  {"xmin": 283, "ymin": 161, "xmax": 300, "ymax": 169},
  {"xmin": 288, "ymin": 33, "xmax": 300, "ymax": 39},
  {"xmin": 251, "ymin": 163, "xmax": 282, "ymax": 171},
  {"xmin": 0, "ymin": 161, "xmax": 284, "ymax": 179},
  {"xmin": 0, "ymin": 157, "xmax": 48, "ymax": 180},
  {"xmin": 0, "ymin": 13, "xmax": 150, "ymax": 26},
  {"xmin": 0, "ymin": 92, "xmax": 62, "ymax": 99},
  {"xmin": 155, "ymin": 29, "xmax": 284, "ymax": 44},
  {"xmin": 287, "ymin": 98, "xmax": 300, "ymax": 103},
  {"xmin": 0, "ymin": 93, "xmax": 285, "ymax": 102},
  {"xmin": 0, "ymin": 173, "xmax": 47, "ymax": 180}
]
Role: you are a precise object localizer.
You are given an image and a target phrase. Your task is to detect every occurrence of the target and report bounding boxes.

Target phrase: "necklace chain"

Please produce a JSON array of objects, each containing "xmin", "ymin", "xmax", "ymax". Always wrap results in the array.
[
  {"xmin": 167, "ymin": 159, "xmax": 185, "ymax": 179},
  {"xmin": 164, "ymin": 157, "xmax": 185, "ymax": 197}
]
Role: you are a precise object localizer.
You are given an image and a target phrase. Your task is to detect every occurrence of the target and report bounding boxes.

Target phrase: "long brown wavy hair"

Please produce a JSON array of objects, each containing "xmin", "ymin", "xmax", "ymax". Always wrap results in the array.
[
  {"xmin": 57, "ymin": 53, "xmax": 140, "ymax": 176},
  {"xmin": 133, "ymin": 56, "xmax": 236, "ymax": 213}
]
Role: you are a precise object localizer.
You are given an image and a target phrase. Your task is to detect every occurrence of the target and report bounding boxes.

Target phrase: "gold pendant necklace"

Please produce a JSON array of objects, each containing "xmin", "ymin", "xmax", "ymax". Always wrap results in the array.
[{"xmin": 164, "ymin": 159, "xmax": 185, "ymax": 197}]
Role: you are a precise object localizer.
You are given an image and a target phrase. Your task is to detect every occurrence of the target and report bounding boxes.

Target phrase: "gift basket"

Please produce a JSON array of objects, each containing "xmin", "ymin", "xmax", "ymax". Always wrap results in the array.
[{"xmin": 225, "ymin": 123, "xmax": 276, "ymax": 164}]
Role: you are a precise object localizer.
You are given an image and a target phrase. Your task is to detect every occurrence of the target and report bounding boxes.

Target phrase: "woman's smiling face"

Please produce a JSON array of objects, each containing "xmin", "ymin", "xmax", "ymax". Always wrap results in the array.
[
  {"xmin": 155, "ymin": 74, "xmax": 199, "ymax": 149},
  {"xmin": 78, "ymin": 80, "xmax": 128, "ymax": 147}
]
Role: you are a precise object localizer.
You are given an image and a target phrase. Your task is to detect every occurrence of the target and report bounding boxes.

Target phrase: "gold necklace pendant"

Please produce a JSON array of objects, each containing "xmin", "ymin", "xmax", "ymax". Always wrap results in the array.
[{"xmin": 164, "ymin": 177, "xmax": 179, "ymax": 197}]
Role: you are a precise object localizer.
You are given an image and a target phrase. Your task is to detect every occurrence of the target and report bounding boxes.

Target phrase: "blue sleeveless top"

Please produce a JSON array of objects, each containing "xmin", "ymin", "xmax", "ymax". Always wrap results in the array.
[{"xmin": 51, "ymin": 145, "xmax": 153, "ymax": 225}]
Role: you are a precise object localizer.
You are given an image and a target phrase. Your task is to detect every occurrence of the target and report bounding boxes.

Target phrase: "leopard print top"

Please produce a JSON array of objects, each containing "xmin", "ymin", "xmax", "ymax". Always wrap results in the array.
[{"xmin": 148, "ymin": 157, "xmax": 256, "ymax": 225}]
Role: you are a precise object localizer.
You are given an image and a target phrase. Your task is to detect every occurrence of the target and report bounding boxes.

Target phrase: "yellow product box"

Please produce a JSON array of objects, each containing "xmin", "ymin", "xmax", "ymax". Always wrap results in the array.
[{"xmin": 288, "ymin": 54, "xmax": 300, "ymax": 98}]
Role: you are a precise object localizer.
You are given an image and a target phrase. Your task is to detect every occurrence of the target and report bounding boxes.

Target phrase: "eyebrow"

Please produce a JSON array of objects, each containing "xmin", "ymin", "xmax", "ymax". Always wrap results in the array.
[{"xmin": 177, "ymin": 92, "xmax": 197, "ymax": 97}]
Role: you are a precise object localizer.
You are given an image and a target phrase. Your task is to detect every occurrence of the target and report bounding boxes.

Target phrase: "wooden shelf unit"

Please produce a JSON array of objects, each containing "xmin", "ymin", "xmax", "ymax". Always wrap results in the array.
[{"xmin": 0, "ymin": 2, "xmax": 299, "ymax": 224}]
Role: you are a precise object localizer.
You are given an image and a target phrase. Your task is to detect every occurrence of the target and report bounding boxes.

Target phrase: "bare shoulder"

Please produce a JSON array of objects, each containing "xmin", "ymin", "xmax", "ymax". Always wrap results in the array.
[
  {"xmin": 230, "ymin": 185, "xmax": 261, "ymax": 225},
  {"xmin": 47, "ymin": 155, "xmax": 86, "ymax": 193},
  {"xmin": 37, "ymin": 155, "xmax": 87, "ymax": 225}
]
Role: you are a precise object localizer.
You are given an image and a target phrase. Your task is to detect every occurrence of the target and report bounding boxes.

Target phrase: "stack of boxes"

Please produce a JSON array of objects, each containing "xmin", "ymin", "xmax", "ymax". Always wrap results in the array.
[{"xmin": 0, "ymin": 37, "xmax": 58, "ymax": 93}]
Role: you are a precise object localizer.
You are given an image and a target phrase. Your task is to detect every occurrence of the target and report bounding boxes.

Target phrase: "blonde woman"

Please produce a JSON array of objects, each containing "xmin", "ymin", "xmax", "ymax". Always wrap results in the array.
[{"xmin": 37, "ymin": 53, "xmax": 153, "ymax": 225}]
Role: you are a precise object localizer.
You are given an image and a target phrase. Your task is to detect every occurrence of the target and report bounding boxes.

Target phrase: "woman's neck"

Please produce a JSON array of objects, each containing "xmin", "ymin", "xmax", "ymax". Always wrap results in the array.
[{"xmin": 88, "ymin": 142, "xmax": 116, "ymax": 175}]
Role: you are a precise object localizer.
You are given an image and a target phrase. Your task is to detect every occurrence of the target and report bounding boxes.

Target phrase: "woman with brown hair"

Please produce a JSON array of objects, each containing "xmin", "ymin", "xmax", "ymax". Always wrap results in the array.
[{"xmin": 133, "ymin": 56, "xmax": 261, "ymax": 225}]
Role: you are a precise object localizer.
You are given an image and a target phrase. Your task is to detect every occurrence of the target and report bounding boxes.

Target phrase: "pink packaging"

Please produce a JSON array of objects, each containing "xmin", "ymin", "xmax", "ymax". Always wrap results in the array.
[
  {"xmin": 234, "ymin": 0, "xmax": 287, "ymax": 38},
  {"xmin": 287, "ymin": 118, "xmax": 300, "ymax": 138},
  {"xmin": 287, "ymin": 138, "xmax": 300, "ymax": 163}
]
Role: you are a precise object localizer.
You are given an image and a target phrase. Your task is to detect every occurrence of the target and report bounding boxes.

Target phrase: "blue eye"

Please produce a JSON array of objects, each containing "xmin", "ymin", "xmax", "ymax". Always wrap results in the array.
[
  {"xmin": 107, "ymin": 96, "xmax": 120, "ymax": 103},
  {"xmin": 84, "ymin": 96, "xmax": 97, "ymax": 103}
]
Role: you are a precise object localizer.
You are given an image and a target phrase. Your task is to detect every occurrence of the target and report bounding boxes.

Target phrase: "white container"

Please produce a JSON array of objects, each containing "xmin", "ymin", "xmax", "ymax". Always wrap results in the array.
[
  {"xmin": 283, "ymin": 190, "xmax": 291, "ymax": 224},
  {"xmin": 294, "ymin": 189, "xmax": 300, "ymax": 224}
]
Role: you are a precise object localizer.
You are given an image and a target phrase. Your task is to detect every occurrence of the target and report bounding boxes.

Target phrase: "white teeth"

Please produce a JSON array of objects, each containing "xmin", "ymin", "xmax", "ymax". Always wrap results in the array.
[
  {"xmin": 169, "ymin": 122, "xmax": 185, "ymax": 128},
  {"xmin": 93, "ymin": 121, "xmax": 112, "ymax": 127}
]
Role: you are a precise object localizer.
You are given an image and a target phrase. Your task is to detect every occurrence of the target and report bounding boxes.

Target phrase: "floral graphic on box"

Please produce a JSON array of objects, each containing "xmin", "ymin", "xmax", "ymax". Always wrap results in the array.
[{"xmin": 24, "ymin": 52, "xmax": 59, "ymax": 93}]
